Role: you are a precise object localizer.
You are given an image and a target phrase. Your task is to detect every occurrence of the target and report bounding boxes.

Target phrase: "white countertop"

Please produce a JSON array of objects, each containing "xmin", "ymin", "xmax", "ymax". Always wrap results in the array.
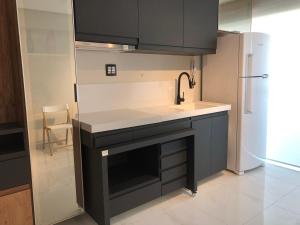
[{"xmin": 78, "ymin": 101, "xmax": 231, "ymax": 133}]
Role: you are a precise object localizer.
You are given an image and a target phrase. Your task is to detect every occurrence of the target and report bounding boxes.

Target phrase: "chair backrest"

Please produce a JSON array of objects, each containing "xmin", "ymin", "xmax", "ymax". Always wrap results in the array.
[
  {"xmin": 43, "ymin": 104, "xmax": 69, "ymax": 113},
  {"xmin": 42, "ymin": 104, "xmax": 71, "ymax": 127}
]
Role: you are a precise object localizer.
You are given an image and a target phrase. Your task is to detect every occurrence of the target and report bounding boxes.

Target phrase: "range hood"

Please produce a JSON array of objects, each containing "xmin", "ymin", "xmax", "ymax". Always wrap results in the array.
[{"xmin": 75, "ymin": 41, "xmax": 136, "ymax": 52}]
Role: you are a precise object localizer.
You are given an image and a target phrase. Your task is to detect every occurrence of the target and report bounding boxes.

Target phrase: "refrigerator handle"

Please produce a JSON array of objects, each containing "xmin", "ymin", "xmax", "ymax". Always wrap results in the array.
[
  {"xmin": 244, "ymin": 54, "xmax": 253, "ymax": 114},
  {"xmin": 244, "ymin": 78, "xmax": 253, "ymax": 114},
  {"xmin": 246, "ymin": 53, "xmax": 253, "ymax": 77}
]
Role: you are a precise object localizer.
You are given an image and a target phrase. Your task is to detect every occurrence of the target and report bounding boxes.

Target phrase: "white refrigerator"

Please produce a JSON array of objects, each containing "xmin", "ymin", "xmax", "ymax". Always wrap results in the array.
[{"xmin": 202, "ymin": 32, "xmax": 270, "ymax": 175}]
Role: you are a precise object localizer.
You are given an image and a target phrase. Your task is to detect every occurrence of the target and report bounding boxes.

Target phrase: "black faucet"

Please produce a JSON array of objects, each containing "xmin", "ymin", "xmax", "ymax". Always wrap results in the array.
[{"xmin": 176, "ymin": 72, "xmax": 196, "ymax": 105}]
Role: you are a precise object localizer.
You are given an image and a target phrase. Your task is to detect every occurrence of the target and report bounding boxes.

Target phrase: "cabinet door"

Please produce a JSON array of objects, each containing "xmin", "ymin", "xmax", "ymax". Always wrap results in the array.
[
  {"xmin": 192, "ymin": 118, "xmax": 212, "ymax": 181},
  {"xmin": 211, "ymin": 115, "xmax": 228, "ymax": 174},
  {"xmin": 139, "ymin": 0, "xmax": 183, "ymax": 47},
  {"xmin": 184, "ymin": 0, "xmax": 218, "ymax": 49},
  {"xmin": 0, "ymin": 189, "xmax": 34, "ymax": 225},
  {"xmin": 74, "ymin": 0, "xmax": 138, "ymax": 44}
]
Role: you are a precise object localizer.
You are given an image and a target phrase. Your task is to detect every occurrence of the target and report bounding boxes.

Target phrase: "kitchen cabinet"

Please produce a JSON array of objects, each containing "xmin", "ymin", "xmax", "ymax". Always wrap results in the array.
[
  {"xmin": 192, "ymin": 112, "xmax": 228, "ymax": 180},
  {"xmin": 73, "ymin": 0, "xmax": 219, "ymax": 55},
  {"xmin": 138, "ymin": 0, "xmax": 183, "ymax": 47},
  {"xmin": 184, "ymin": 0, "xmax": 219, "ymax": 50},
  {"xmin": 0, "ymin": 187, "xmax": 34, "ymax": 225},
  {"xmin": 192, "ymin": 117, "xmax": 212, "ymax": 180},
  {"xmin": 79, "ymin": 120, "xmax": 196, "ymax": 225},
  {"xmin": 74, "ymin": 111, "xmax": 228, "ymax": 224},
  {"xmin": 138, "ymin": 0, "xmax": 218, "ymax": 54},
  {"xmin": 0, "ymin": 0, "xmax": 33, "ymax": 223},
  {"xmin": 73, "ymin": 0, "xmax": 139, "ymax": 45},
  {"xmin": 211, "ymin": 115, "xmax": 228, "ymax": 174}
]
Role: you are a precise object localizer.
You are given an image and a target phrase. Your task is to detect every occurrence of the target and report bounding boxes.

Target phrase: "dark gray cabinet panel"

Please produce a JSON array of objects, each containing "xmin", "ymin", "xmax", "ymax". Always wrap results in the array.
[
  {"xmin": 74, "ymin": 0, "xmax": 138, "ymax": 44},
  {"xmin": 138, "ymin": 0, "xmax": 184, "ymax": 47},
  {"xmin": 192, "ymin": 118, "xmax": 212, "ymax": 180},
  {"xmin": 192, "ymin": 112, "xmax": 228, "ymax": 181},
  {"xmin": 211, "ymin": 115, "xmax": 228, "ymax": 174},
  {"xmin": 0, "ymin": 157, "xmax": 31, "ymax": 191},
  {"xmin": 184, "ymin": 0, "xmax": 218, "ymax": 49}
]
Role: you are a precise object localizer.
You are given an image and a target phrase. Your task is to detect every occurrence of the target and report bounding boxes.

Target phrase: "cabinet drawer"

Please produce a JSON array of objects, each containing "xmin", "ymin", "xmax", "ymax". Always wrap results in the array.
[
  {"xmin": 161, "ymin": 151, "xmax": 187, "ymax": 170},
  {"xmin": 161, "ymin": 138, "xmax": 187, "ymax": 156},
  {"xmin": 132, "ymin": 119, "xmax": 190, "ymax": 140},
  {"xmin": 0, "ymin": 157, "xmax": 30, "ymax": 191},
  {"xmin": 110, "ymin": 181, "xmax": 161, "ymax": 217},
  {"xmin": 161, "ymin": 164, "xmax": 187, "ymax": 184},
  {"xmin": 95, "ymin": 132, "xmax": 132, "ymax": 148},
  {"xmin": 162, "ymin": 177, "xmax": 186, "ymax": 195}
]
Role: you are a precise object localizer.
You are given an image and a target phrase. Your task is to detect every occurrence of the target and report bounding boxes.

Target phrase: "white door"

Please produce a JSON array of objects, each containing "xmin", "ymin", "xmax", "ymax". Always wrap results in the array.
[{"xmin": 237, "ymin": 33, "xmax": 270, "ymax": 172}]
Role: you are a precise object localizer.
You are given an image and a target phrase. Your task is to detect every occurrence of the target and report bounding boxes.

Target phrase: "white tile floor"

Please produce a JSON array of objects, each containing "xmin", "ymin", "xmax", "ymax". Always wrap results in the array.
[{"xmin": 57, "ymin": 163, "xmax": 300, "ymax": 225}]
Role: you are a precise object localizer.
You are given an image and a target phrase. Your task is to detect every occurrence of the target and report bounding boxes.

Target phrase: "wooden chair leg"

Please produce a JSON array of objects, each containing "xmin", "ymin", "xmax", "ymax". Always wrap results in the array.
[
  {"xmin": 46, "ymin": 129, "xmax": 53, "ymax": 156},
  {"xmin": 43, "ymin": 128, "xmax": 46, "ymax": 149},
  {"xmin": 66, "ymin": 129, "xmax": 69, "ymax": 145}
]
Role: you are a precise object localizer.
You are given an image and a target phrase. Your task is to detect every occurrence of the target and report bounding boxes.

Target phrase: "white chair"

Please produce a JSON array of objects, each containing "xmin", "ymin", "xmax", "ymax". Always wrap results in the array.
[{"xmin": 42, "ymin": 104, "xmax": 73, "ymax": 156}]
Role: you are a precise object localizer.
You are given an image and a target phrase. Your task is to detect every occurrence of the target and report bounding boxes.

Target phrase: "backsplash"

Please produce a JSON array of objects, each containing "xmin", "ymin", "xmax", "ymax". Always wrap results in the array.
[{"xmin": 75, "ymin": 51, "xmax": 201, "ymax": 113}]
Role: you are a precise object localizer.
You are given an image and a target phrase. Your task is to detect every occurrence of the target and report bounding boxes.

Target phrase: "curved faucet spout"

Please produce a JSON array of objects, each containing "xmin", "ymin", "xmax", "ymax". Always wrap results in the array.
[{"xmin": 176, "ymin": 72, "xmax": 195, "ymax": 105}]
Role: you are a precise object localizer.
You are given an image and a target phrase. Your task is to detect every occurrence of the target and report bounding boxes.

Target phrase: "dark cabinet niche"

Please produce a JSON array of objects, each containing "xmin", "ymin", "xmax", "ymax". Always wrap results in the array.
[
  {"xmin": 184, "ymin": 0, "xmax": 219, "ymax": 49},
  {"xmin": 108, "ymin": 145, "xmax": 160, "ymax": 199},
  {"xmin": 138, "ymin": 0, "xmax": 183, "ymax": 47},
  {"xmin": 73, "ymin": 0, "xmax": 139, "ymax": 45},
  {"xmin": 0, "ymin": 127, "xmax": 26, "ymax": 162}
]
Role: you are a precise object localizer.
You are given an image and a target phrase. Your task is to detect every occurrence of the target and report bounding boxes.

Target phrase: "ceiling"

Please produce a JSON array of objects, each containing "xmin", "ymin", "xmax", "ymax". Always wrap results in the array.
[
  {"xmin": 219, "ymin": 0, "xmax": 238, "ymax": 4},
  {"xmin": 18, "ymin": 0, "xmax": 72, "ymax": 14}
]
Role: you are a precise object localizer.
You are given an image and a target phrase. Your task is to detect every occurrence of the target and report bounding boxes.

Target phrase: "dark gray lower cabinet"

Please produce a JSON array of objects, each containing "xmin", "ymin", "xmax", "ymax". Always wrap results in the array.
[
  {"xmin": 192, "ymin": 112, "xmax": 228, "ymax": 181},
  {"xmin": 211, "ymin": 115, "xmax": 228, "ymax": 174},
  {"xmin": 192, "ymin": 118, "xmax": 212, "ymax": 180},
  {"xmin": 78, "ymin": 112, "xmax": 228, "ymax": 225}
]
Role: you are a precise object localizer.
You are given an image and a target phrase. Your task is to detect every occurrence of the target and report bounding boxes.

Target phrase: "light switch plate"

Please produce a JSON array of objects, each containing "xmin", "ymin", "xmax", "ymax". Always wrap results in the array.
[{"xmin": 105, "ymin": 64, "xmax": 117, "ymax": 76}]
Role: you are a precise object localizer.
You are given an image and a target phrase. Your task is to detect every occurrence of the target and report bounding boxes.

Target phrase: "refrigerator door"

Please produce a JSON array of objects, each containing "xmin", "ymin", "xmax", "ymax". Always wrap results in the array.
[{"xmin": 237, "ymin": 33, "xmax": 270, "ymax": 173}]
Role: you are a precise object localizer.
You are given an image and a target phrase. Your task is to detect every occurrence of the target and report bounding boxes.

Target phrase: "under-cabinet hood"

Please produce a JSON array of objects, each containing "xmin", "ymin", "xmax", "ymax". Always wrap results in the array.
[{"xmin": 75, "ymin": 41, "xmax": 136, "ymax": 52}]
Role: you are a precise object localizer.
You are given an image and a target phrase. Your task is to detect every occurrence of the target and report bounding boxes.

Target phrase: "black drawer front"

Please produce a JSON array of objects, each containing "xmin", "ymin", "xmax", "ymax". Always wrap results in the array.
[
  {"xmin": 161, "ymin": 138, "xmax": 187, "ymax": 156},
  {"xmin": 93, "ymin": 119, "xmax": 191, "ymax": 149},
  {"xmin": 0, "ymin": 157, "xmax": 30, "ymax": 191},
  {"xmin": 110, "ymin": 182, "xmax": 161, "ymax": 216},
  {"xmin": 95, "ymin": 132, "xmax": 132, "ymax": 149},
  {"xmin": 162, "ymin": 177, "xmax": 186, "ymax": 195},
  {"xmin": 161, "ymin": 151, "xmax": 187, "ymax": 170},
  {"xmin": 132, "ymin": 119, "xmax": 191, "ymax": 140},
  {"xmin": 161, "ymin": 164, "xmax": 187, "ymax": 184}
]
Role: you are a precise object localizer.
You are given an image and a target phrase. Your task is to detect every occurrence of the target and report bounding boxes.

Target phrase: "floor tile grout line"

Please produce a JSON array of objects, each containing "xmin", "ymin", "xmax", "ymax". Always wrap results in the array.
[
  {"xmin": 241, "ymin": 185, "xmax": 300, "ymax": 225},
  {"xmin": 275, "ymin": 204, "xmax": 300, "ymax": 217}
]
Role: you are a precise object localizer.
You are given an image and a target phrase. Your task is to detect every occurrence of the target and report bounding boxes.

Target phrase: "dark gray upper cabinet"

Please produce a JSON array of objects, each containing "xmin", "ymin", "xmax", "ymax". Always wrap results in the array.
[
  {"xmin": 73, "ymin": 0, "xmax": 219, "ymax": 54},
  {"xmin": 184, "ymin": 0, "xmax": 219, "ymax": 49},
  {"xmin": 73, "ymin": 0, "xmax": 138, "ymax": 45},
  {"xmin": 138, "ymin": 0, "xmax": 184, "ymax": 47}
]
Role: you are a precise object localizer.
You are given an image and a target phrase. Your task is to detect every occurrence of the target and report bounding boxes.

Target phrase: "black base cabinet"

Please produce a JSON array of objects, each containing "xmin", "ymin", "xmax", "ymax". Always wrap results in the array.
[
  {"xmin": 192, "ymin": 112, "xmax": 228, "ymax": 181},
  {"xmin": 79, "ymin": 112, "xmax": 228, "ymax": 225}
]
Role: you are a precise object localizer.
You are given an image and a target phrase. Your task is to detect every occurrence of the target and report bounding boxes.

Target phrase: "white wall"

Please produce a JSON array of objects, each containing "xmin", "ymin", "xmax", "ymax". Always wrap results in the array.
[
  {"xmin": 219, "ymin": 0, "xmax": 252, "ymax": 32},
  {"xmin": 76, "ymin": 51, "xmax": 201, "ymax": 113}
]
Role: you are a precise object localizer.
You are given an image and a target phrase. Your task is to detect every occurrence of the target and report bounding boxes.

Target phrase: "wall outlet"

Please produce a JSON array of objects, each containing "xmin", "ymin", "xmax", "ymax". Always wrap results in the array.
[{"xmin": 105, "ymin": 64, "xmax": 117, "ymax": 76}]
